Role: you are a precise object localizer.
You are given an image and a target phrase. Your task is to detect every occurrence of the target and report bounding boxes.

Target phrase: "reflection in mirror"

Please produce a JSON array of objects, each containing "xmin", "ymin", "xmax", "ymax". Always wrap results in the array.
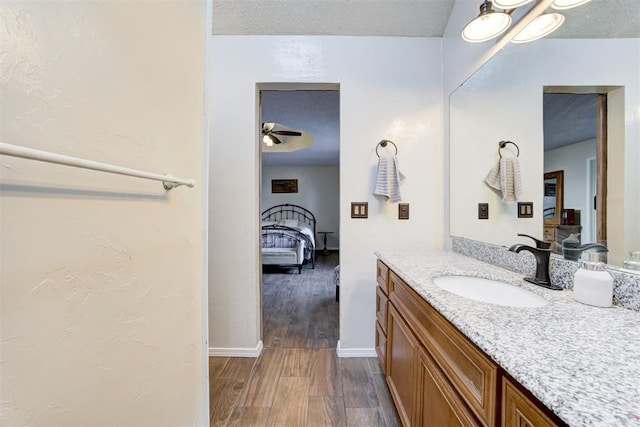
[
  {"xmin": 543, "ymin": 92, "xmax": 607, "ymax": 260},
  {"xmin": 542, "ymin": 170, "xmax": 563, "ymax": 226},
  {"xmin": 449, "ymin": 37, "xmax": 639, "ymax": 270}
]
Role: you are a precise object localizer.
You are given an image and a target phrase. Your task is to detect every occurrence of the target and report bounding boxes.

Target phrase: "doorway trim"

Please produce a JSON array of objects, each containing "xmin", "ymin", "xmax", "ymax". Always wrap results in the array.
[
  {"xmin": 256, "ymin": 82, "xmax": 340, "ymax": 345},
  {"xmin": 543, "ymin": 85, "xmax": 624, "ymax": 262}
]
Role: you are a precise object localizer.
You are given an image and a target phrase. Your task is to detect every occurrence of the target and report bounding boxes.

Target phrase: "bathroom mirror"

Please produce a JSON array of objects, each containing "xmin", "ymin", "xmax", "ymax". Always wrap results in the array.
[
  {"xmin": 543, "ymin": 170, "xmax": 563, "ymax": 227},
  {"xmin": 449, "ymin": 35, "xmax": 639, "ymax": 269}
]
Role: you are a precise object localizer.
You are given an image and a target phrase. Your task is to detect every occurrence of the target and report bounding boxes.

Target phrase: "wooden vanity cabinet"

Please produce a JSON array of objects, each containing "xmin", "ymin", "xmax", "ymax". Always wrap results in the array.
[
  {"xmin": 502, "ymin": 376, "xmax": 564, "ymax": 427},
  {"xmin": 416, "ymin": 347, "xmax": 482, "ymax": 427},
  {"xmin": 377, "ymin": 260, "xmax": 562, "ymax": 427},
  {"xmin": 375, "ymin": 259, "xmax": 390, "ymax": 373},
  {"xmin": 387, "ymin": 303, "xmax": 420, "ymax": 426}
]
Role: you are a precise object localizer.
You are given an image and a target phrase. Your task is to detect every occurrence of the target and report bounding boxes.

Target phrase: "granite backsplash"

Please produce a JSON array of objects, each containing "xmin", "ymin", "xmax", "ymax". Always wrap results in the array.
[{"xmin": 451, "ymin": 236, "xmax": 640, "ymax": 312}]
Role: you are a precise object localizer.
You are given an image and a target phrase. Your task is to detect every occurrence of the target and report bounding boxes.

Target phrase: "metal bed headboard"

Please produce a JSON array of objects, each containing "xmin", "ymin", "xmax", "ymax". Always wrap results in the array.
[
  {"xmin": 261, "ymin": 204, "xmax": 316, "ymax": 234},
  {"xmin": 261, "ymin": 204, "xmax": 317, "ymax": 269}
]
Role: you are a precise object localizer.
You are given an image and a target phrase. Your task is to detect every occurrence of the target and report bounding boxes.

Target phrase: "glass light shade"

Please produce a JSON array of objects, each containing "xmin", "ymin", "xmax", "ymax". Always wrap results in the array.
[
  {"xmin": 512, "ymin": 12, "xmax": 565, "ymax": 43},
  {"xmin": 263, "ymin": 135, "xmax": 274, "ymax": 146},
  {"xmin": 492, "ymin": 0, "xmax": 534, "ymax": 9},
  {"xmin": 462, "ymin": 5, "xmax": 512, "ymax": 43},
  {"xmin": 551, "ymin": 0, "xmax": 592, "ymax": 9}
]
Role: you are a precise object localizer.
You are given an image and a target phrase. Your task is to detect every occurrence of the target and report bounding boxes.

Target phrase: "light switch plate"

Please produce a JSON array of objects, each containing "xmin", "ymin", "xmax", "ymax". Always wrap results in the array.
[
  {"xmin": 518, "ymin": 202, "xmax": 534, "ymax": 218},
  {"xmin": 351, "ymin": 202, "xmax": 368, "ymax": 219},
  {"xmin": 478, "ymin": 203, "xmax": 489, "ymax": 220},
  {"xmin": 399, "ymin": 203, "xmax": 409, "ymax": 220}
]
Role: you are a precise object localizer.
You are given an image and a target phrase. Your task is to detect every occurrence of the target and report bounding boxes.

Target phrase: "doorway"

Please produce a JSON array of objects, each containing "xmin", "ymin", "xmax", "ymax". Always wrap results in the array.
[
  {"xmin": 257, "ymin": 84, "xmax": 340, "ymax": 350},
  {"xmin": 543, "ymin": 86, "xmax": 625, "ymax": 264}
]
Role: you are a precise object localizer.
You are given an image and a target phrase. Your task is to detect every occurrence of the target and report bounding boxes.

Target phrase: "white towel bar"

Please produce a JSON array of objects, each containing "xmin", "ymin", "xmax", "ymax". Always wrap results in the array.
[{"xmin": 0, "ymin": 142, "xmax": 195, "ymax": 190}]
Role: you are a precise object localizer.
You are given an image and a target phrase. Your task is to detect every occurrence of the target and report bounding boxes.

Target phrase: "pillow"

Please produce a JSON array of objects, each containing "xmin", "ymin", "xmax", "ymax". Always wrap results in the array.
[{"xmin": 279, "ymin": 219, "xmax": 299, "ymax": 227}]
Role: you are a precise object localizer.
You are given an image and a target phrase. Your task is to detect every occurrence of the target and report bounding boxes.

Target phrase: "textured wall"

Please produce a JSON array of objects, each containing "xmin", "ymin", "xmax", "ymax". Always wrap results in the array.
[
  {"xmin": 208, "ymin": 36, "xmax": 444, "ymax": 353},
  {"xmin": 0, "ymin": 1, "xmax": 206, "ymax": 425}
]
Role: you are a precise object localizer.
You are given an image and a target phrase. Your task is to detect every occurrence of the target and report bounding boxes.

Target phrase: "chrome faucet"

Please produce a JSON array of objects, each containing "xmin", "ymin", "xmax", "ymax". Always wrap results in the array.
[{"xmin": 509, "ymin": 234, "xmax": 563, "ymax": 290}]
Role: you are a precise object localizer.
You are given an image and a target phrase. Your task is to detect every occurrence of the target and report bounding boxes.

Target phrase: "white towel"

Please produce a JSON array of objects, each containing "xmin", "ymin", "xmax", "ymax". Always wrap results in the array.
[
  {"xmin": 373, "ymin": 156, "xmax": 406, "ymax": 203},
  {"xmin": 484, "ymin": 157, "xmax": 522, "ymax": 203}
]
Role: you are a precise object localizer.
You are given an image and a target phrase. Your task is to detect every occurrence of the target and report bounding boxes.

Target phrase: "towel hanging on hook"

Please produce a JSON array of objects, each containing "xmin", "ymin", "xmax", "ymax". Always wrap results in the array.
[
  {"xmin": 498, "ymin": 140, "xmax": 520, "ymax": 158},
  {"xmin": 485, "ymin": 140, "xmax": 522, "ymax": 203},
  {"xmin": 373, "ymin": 139, "xmax": 405, "ymax": 203},
  {"xmin": 376, "ymin": 140, "xmax": 398, "ymax": 158}
]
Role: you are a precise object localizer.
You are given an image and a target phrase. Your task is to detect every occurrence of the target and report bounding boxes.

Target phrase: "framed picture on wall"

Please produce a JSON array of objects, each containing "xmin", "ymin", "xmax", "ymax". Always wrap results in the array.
[{"xmin": 272, "ymin": 179, "xmax": 298, "ymax": 193}]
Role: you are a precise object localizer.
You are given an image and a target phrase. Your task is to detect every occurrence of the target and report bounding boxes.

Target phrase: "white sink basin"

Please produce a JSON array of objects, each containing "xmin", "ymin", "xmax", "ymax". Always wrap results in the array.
[{"xmin": 432, "ymin": 276, "xmax": 548, "ymax": 308}]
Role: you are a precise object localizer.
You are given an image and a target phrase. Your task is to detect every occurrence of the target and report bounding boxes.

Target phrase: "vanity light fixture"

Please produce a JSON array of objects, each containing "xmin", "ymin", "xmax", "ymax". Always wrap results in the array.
[
  {"xmin": 462, "ymin": 1, "xmax": 512, "ymax": 43},
  {"xmin": 463, "ymin": 0, "xmax": 591, "ymax": 44},
  {"xmin": 511, "ymin": 12, "xmax": 565, "ymax": 43},
  {"xmin": 551, "ymin": 0, "xmax": 592, "ymax": 9},
  {"xmin": 492, "ymin": 0, "xmax": 534, "ymax": 9}
]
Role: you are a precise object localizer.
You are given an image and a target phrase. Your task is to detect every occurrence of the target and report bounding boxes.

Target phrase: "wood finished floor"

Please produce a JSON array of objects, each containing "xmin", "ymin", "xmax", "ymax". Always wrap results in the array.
[{"xmin": 210, "ymin": 253, "xmax": 400, "ymax": 426}]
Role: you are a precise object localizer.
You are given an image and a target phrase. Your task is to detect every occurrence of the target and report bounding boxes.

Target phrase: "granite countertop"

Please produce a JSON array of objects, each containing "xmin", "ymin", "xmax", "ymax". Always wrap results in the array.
[{"xmin": 375, "ymin": 250, "xmax": 640, "ymax": 427}]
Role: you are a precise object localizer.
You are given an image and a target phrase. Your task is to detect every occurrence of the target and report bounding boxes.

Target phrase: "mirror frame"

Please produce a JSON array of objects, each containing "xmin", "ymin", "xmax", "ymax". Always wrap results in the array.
[{"xmin": 543, "ymin": 170, "xmax": 564, "ymax": 227}]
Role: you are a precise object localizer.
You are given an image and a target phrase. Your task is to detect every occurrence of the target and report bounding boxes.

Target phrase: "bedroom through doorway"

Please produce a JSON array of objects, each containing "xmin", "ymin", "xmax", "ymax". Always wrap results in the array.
[{"xmin": 258, "ymin": 84, "xmax": 341, "ymax": 351}]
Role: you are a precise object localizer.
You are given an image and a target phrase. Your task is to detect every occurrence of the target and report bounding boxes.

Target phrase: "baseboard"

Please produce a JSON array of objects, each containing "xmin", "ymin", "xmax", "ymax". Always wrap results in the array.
[
  {"xmin": 209, "ymin": 340, "xmax": 263, "ymax": 357},
  {"xmin": 335, "ymin": 340, "xmax": 376, "ymax": 358}
]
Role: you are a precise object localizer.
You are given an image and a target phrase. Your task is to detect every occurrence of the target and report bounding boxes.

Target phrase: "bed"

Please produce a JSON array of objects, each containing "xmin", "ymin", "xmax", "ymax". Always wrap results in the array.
[{"xmin": 261, "ymin": 204, "xmax": 316, "ymax": 272}]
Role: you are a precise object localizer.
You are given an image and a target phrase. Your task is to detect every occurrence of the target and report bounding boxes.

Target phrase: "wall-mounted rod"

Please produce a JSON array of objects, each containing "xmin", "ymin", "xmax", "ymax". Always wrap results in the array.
[{"xmin": 0, "ymin": 142, "xmax": 195, "ymax": 190}]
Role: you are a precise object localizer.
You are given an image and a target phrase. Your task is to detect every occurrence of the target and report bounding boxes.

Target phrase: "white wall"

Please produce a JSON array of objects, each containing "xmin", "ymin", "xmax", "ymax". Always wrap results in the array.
[
  {"xmin": 545, "ymin": 139, "xmax": 596, "ymax": 241},
  {"xmin": 449, "ymin": 38, "xmax": 640, "ymax": 264},
  {"xmin": 261, "ymin": 166, "xmax": 340, "ymax": 249},
  {"xmin": 441, "ymin": 0, "xmax": 506, "ymax": 249},
  {"xmin": 0, "ymin": 1, "xmax": 206, "ymax": 425},
  {"xmin": 209, "ymin": 36, "xmax": 444, "ymax": 353},
  {"xmin": 442, "ymin": 0, "xmax": 502, "ymax": 97}
]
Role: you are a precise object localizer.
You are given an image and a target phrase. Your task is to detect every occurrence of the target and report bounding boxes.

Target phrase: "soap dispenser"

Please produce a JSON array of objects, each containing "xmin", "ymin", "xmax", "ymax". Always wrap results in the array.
[{"xmin": 573, "ymin": 251, "xmax": 613, "ymax": 308}]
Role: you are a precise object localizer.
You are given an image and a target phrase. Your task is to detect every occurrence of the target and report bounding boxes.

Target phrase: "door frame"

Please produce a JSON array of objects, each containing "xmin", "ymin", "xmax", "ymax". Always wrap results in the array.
[{"xmin": 255, "ymin": 82, "xmax": 340, "ymax": 343}]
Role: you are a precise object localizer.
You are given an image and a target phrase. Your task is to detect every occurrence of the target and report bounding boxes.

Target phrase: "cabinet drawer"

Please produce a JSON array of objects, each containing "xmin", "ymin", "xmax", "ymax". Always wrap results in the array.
[
  {"xmin": 416, "ymin": 348, "xmax": 482, "ymax": 427},
  {"xmin": 376, "ymin": 285, "xmax": 389, "ymax": 333},
  {"xmin": 375, "ymin": 321, "xmax": 387, "ymax": 375},
  {"xmin": 502, "ymin": 376, "xmax": 562, "ymax": 427},
  {"xmin": 389, "ymin": 272, "xmax": 498, "ymax": 426},
  {"xmin": 543, "ymin": 226, "xmax": 556, "ymax": 243},
  {"xmin": 377, "ymin": 259, "xmax": 390, "ymax": 294}
]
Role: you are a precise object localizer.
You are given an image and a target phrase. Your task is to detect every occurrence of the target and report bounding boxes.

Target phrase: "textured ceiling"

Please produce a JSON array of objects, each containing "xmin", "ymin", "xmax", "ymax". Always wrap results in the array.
[
  {"xmin": 212, "ymin": 0, "xmax": 639, "ymax": 38},
  {"xmin": 213, "ymin": 0, "xmax": 456, "ymax": 36},
  {"xmin": 261, "ymin": 90, "xmax": 340, "ymax": 166},
  {"xmin": 544, "ymin": 94, "xmax": 597, "ymax": 151},
  {"xmin": 550, "ymin": 0, "xmax": 640, "ymax": 39}
]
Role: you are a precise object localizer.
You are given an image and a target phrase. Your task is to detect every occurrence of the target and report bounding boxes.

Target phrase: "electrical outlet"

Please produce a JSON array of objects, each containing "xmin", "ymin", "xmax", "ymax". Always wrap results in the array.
[
  {"xmin": 478, "ymin": 203, "xmax": 489, "ymax": 220},
  {"xmin": 399, "ymin": 203, "xmax": 409, "ymax": 220},
  {"xmin": 351, "ymin": 202, "xmax": 368, "ymax": 219},
  {"xmin": 518, "ymin": 202, "xmax": 534, "ymax": 218}
]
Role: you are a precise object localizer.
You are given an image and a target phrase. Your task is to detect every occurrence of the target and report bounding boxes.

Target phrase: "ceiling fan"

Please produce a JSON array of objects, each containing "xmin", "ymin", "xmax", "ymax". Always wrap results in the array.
[{"xmin": 262, "ymin": 123, "xmax": 302, "ymax": 146}]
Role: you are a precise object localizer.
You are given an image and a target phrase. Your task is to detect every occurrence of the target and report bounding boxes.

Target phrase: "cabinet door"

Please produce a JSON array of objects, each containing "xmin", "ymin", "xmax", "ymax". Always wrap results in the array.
[
  {"xmin": 376, "ymin": 285, "xmax": 389, "ymax": 333},
  {"xmin": 416, "ymin": 348, "xmax": 482, "ymax": 427},
  {"xmin": 375, "ymin": 321, "xmax": 387, "ymax": 374},
  {"xmin": 387, "ymin": 304, "xmax": 419, "ymax": 427},
  {"xmin": 502, "ymin": 376, "xmax": 561, "ymax": 427},
  {"xmin": 377, "ymin": 259, "xmax": 390, "ymax": 293}
]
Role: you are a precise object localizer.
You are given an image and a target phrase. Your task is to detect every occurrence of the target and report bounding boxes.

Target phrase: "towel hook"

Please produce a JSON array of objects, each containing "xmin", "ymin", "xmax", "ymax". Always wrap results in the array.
[
  {"xmin": 376, "ymin": 140, "xmax": 398, "ymax": 158},
  {"xmin": 498, "ymin": 141, "xmax": 520, "ymax": 158}
]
